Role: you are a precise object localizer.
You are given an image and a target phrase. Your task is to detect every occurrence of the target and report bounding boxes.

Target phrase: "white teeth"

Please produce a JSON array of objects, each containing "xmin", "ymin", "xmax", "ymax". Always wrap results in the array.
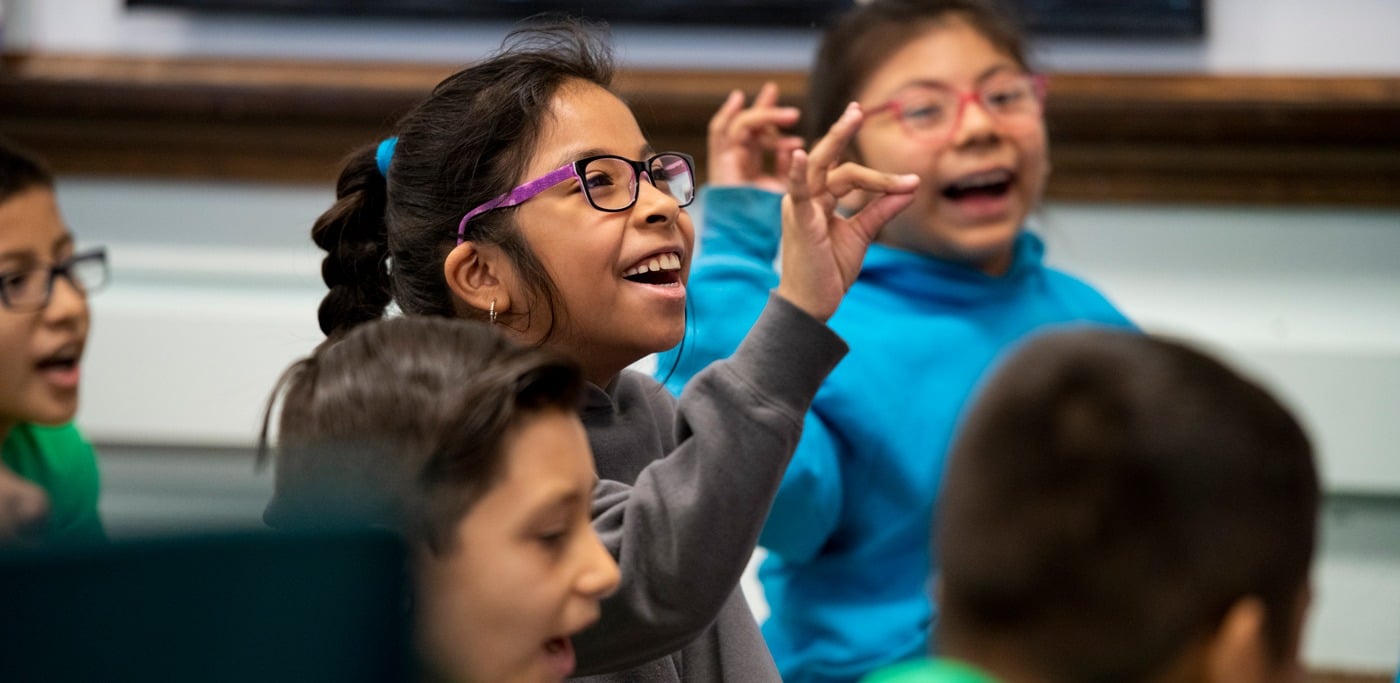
[{"xmin": 623, "ymin": 252, "xmax": 682, "ymax": 278}]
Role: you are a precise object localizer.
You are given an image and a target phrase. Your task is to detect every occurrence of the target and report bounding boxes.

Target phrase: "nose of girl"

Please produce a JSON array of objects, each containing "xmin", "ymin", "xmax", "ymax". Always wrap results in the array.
[
  {"xmin": 576, "ymin": 532, "xmax": 621, "ymax": 599},
  {"xmin": 949, "ymin": 98, "xmax": 1000, "ymax": 147},
  {"xmin": 635, "ymin": 178, "xmax": 681, "ymax": 226},
  {"xmin": 42, "ymin": 274, "xmax": 88, "ymax": 328}
]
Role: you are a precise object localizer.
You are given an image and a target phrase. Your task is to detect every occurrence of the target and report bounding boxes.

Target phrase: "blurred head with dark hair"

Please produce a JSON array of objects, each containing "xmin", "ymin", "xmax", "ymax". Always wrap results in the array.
[
  {"xmin": 1, "ymin": 138, "xmax": 109, "ymax": 544},
  {"xmin": 0, "ymin": 137, "xmax": 55, "ymax": 203},
  {"xmin": 1, "ymin": 138, "xmax": 77, "ymax": 434},
  {"xmin": 933, "ymin": 328, "xmax": 1318, "ymax": 683},
  {"xmin": 262, "ymin": 316, "xmax": 619, "ymax": 682}
]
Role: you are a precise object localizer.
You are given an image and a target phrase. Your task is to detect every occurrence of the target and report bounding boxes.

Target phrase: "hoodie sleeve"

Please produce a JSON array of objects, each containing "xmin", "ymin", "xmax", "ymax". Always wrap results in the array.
[{"xmin": 574, "ymin": 294, "xmax": 847, "ymax": 674}]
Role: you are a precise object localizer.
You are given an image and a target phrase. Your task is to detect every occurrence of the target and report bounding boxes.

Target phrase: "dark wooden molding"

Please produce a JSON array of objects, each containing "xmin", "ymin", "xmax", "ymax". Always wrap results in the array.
[{"xmin": 3, "ymin": 53, "xmax": 1399, "ymax": 206}]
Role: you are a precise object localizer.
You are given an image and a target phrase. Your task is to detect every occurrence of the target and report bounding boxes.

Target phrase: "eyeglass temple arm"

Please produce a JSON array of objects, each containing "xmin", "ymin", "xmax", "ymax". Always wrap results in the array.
[{"xmin": 457, "ymin": 165, "xmax": 579, "ymax": 240}]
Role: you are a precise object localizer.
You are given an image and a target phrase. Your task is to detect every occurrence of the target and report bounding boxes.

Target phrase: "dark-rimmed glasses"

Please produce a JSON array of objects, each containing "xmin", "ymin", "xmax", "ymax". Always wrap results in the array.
[
  {"xmin": 0, "ymin": 248, "xmax": 109, "ymax": 313},
  {"xmin": 457, "ymin": 152, "xmax": 696, "ymax": 243},
  {"xmin": 866, "ymin": 74, "xmax": 1047, "ymax": 144}
]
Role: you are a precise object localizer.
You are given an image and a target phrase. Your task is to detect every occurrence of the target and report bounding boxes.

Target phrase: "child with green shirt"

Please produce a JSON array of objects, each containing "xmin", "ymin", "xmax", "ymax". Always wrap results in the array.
[{"xmin": 0, "ymin": 138, "xmax": 107, "ymax": 544}]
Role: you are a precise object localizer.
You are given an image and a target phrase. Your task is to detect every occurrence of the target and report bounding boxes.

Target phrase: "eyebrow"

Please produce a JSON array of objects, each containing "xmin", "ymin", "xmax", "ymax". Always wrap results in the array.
[
  {"xmin": 547, "ymin": 145, "xmax": 656, "ymax": 172},
  {"xmin": 523, "ymin": 489, "xmax": 587, "ymax": 524},
  {"xmin": 976, "ymin": 63, "xmax": 1020, "ymax": 82},
  {"xmin": 548, "ymin": 490, "xmax": 585, "ymax": 510},
  {"xmin": 892, "ymin": 64, "xmax": 1023, "ymax": 94},
  {"xmin": 0, "ymin": 233, "xmax": 73, "ymax": 265}
]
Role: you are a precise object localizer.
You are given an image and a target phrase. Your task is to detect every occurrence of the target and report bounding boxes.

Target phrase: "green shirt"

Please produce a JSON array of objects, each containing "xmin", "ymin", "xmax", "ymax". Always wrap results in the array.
[
  {"xmin": 862, "ymin": 659, "xmax": 1001, "ymax": 683},
  {"xmin": 2, "ymin": 422, "xmax": 106, "ymax": 543}
]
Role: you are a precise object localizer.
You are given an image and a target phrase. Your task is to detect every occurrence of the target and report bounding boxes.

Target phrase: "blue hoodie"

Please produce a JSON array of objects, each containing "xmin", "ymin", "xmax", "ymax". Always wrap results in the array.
[{"xmin": 658, "ymin": 186, "xmax": 1134, "ymax": 683}]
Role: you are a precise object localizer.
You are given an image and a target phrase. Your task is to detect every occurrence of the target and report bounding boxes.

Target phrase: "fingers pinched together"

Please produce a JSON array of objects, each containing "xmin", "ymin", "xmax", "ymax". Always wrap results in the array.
[{"xmin": 776, "ymin": 102, "xmax": 919, "ymax": 322}]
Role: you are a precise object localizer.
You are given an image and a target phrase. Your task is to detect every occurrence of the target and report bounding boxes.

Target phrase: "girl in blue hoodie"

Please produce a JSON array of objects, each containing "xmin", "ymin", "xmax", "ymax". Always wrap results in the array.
[{"xmin": 658, "ymin": 2, "xmax": 1133, "ymax": 681}]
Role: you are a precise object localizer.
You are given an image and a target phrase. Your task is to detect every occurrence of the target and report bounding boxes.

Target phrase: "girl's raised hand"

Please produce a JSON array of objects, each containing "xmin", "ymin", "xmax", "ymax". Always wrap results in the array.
[
  {"xmin": 774, "ymin": 102, "xmax": 919, "ymax": 322},
  {"xmin": 708, "ymin": 81, "xmax": 804, "ymax": 192}
]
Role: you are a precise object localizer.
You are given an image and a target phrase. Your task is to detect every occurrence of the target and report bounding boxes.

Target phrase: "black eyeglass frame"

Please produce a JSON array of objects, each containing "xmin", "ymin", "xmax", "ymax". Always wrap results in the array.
[
  {"xmin": 571, "ymin": 152, "xmax": 698, "ymax": 214},
  {"xmin": 456, "ymin": 152, "xmax": 697, "ymax": 243},
  {"xmin": 0, "ymin": 247, "xmax": 110, "ymax": 313}
]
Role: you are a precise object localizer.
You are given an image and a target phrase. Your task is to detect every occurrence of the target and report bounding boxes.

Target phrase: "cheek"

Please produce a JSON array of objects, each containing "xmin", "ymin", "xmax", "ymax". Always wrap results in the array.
[
  {"xmin": 858, "ymin": 130, "xmax": 930, "ymax": 176},
  {"xmin": 678, "ymin": 213, "xmax": 697, "ymax": 250},
  {"xmin": 420, "ymin": 547, "xmax": 545, "ymax": 657},
  {"xmin": 1014, "ymin": 124, "xmax": 1050, "ymax": 176},
  {"xmin": 0, "ymin": 322, "xmax": 30, "ymax": 385}
]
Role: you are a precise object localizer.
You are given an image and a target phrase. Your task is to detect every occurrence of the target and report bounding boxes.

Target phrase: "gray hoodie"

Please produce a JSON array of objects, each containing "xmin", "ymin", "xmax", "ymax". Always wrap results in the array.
[{"xmin": 570, "ymin": 295, "xmax": 848, "ymax": 681}]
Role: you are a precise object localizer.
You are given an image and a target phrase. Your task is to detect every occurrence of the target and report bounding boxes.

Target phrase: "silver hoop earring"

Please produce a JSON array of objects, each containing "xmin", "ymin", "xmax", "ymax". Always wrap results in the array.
[{"xmin": 489, "ymin": 299, "xmax": 497, "ymax": 325}]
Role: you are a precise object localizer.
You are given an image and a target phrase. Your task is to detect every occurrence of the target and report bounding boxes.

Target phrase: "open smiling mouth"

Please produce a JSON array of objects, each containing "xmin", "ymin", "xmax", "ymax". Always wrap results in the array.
[
  {"xmin": 37, "ymin": 355, "xmax": 79, "ymax": 373},
  {"xmin": 940, "ymin": 169, "xmax": 1015, "ymax": 201},
  {"xmin": 543, "ymin": 636, "xmax": 576, "ymax": 677},
  {"xmin": 621, "ymin": 252, "xmax": 683, "ymax": 286},
  {"xmin": 37, "ymin": 344, "xmax": 81, "ymax": 373}
]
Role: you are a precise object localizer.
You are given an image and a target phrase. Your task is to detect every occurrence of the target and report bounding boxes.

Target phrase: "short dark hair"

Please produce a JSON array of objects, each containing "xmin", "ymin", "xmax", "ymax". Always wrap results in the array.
[
  {"xmin": 0, "ymin": 137, "xmax": 56, "ymax": 203},
  {"xmin": 260, "ymin": 316, "xmax": 584, "ymax": 555},
  {"xmin": 937, "ymin": 328, "xmax": 1319, "ymax": 682},
  {"xmin": 805, "ymin": 0, "xmax": 1029, "ymax": 146},
  {"xmin": 311, "ymin": 18, "xmax": 615, "ymax": 342}
]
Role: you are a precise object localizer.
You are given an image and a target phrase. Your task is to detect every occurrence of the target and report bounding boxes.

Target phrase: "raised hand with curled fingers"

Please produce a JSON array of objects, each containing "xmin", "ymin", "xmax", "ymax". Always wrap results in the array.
[
  {"xmin": 774, "ymin": 102, "xmax": 919, "ymax": 322},
  {"xmin": 708, "ymin": 81, "xmax": 806, "ymax": 192}
]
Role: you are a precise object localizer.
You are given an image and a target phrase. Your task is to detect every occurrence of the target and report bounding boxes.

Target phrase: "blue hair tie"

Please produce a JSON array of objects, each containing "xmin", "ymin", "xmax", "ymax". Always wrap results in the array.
[{"xmin": 375, "ymin": 136, "xmax": 398, "ymax": 177}]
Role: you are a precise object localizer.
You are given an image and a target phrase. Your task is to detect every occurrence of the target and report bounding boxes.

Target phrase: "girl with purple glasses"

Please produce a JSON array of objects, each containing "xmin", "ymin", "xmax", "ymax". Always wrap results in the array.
[{"xmin": 305, "ymin": 17, "xmax": 916, "ymax": 683}]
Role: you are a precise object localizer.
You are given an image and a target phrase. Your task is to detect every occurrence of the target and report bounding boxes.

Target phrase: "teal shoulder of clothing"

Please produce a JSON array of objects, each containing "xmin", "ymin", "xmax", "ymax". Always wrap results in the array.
[
  {"xmin": 2, "ymin": 422, "xmax": 106, "ymax": 543},
  {"xmin": 662, "ymin": 185, "xmax": 1135, "ymax": 683},
  {"xmin": 862, "ymin": 659, "xmax": 1000, "ymax": 683}
]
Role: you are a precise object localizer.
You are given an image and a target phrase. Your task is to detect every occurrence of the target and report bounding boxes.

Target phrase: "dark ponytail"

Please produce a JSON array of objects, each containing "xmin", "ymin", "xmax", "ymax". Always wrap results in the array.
[{"xmin": 311, "ymin": 143, "xmax": 393, "ymax": 338}]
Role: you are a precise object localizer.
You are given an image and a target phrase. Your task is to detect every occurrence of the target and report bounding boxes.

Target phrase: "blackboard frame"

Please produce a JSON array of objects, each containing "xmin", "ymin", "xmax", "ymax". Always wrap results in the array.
[{"xmin": 123, "ymin": 0, "xmax": 1207, "ymax": 37}]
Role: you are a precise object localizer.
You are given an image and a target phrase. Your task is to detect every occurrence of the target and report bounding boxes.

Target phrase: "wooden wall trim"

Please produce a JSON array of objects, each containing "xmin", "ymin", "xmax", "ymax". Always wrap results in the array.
[{"xmin": 3, "ymin": 53, "xmax": 1398, "ymax": 206}]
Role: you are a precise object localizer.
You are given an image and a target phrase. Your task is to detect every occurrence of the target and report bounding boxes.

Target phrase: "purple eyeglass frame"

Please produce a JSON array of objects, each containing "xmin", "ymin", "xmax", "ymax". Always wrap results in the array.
[{"xmin": 456, "ymin": 152, "xmax": 696, "ymax": 244}]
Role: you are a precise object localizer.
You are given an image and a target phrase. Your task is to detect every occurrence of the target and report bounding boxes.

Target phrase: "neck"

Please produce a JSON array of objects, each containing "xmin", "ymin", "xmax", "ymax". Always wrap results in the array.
[
  {"xmin": 579, "ymin": 350, "xmax": 637, "ymax": 388},
  {"xmin": 0, "ymin": 420, "xmax": 14, "ymax": 445},
  {"xmin": 550, "ymin": 335, "xmax": 639, "ymax": 389},
  {"xmin": 583, "ymin": 367, "xmax": 621, "ymax": 389},
  {"xmin": 495, "ymin": 319, "xmax": 636, "ymax": 389},
  {"xmin": 874, "ymin": 232, "xmax": 1017, "ymax": 276}
]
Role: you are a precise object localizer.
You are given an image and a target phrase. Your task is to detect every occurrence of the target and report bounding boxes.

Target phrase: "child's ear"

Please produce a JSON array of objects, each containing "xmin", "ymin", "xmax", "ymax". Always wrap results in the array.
[
  {"xmin": 1204, "ymin": 596, "xmax": 1273, "ymax": 683},
  {"xmin": 444, "ymin": 241, "xmax": 512, "ymax": 317}
]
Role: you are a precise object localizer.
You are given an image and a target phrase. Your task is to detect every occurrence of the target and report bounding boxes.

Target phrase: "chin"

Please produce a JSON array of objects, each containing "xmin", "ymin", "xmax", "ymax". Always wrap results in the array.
[
  {"xmin": 655, "ymin": 334, "xmax": 687, "ymax": 356},
  {"xmin": 644, "ymin": 322, "xmax": 688, "ymax": 353},
  {"xmin": 965, "ymin": 229, "xmax": 1021, "ymax": 257},
  {"xmin": 22, "ymin": 399, "xmax": 79, "ymax": 427}
]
